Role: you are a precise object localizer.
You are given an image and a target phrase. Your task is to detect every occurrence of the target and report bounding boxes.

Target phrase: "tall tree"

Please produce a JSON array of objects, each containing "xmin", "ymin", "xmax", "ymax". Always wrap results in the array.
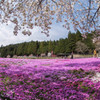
[
  {"xmin": 16, "ymin": 44, "xmax": 24, "ymax": 56},
  {"xmin": 76, "ymin": 41, "xmax": 89, "ymax": 54},
  {"xmin": 83, "ymin": 33, "xmax": 95, "ymax": 53},
  {"xmin": 27, "ymin": 41, "xmax": 34, "ymax": 55},
  {"xmin": 48, "ymin": 40, "xmax": 52, "ymax": 52},
  {"xmin": 0, "ymin": 30, "xmax": 96, "ymax": 57},
  {"xmin": 67, "ymin": 32, "xmax": 76, "ymax": 53},
  {"xmin": 58, "ymin": 39, "xmax": 66, "ymax": 53},
  {"xmin": 37, "ymin": 41, "xmax": 48, "ymax": 54},
  {"xmin": 76, "ymin": 30, "xmax": 82, "ymax": 42}
]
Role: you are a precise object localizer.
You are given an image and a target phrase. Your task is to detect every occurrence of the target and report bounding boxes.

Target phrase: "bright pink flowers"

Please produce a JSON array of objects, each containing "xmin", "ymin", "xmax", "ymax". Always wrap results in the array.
[{"xmin": 0, "ymin": 58, "xmax": 100, "ymax": 99}]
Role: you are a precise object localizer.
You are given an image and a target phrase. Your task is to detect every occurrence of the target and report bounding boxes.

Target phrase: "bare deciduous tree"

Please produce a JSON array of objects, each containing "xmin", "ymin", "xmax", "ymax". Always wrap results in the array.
[{"xmin": 76, "ymin": 41, "xmax": 89, "ymax": 54}]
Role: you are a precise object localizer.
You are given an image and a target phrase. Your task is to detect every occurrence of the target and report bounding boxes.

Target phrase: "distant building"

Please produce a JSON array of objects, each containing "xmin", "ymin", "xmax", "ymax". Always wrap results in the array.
[
  {"xmin": 57, "ymin": 53, "xmax": 70, "ymax": 58},
  {"xmin": 13, "ymin": 55, "xmax": 17, "ymax": 58},
  {"xmin": 52, "ymin": 54, "xmax": 57, "ymax": 57},
  {"xmin": 41, "ymin": 53, "xmax": 46, "ymax": 57},
  {"xmin": 29, "ymin": 54, "xmax": 33, "ymax": 57}
]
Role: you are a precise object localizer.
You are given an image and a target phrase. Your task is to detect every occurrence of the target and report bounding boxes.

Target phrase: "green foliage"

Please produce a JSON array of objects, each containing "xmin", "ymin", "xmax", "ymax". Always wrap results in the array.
[
  {"xmin": 67, "ymin": 32, "xmax": 76, "ymax": 53},
  {"xmin": 0, "ymin": 31, "xmax": 95, "ymax": 57},
  {"xmin": 76, "ymin": 30, "xmax": 82, "ymax": 42},
  {"xmin": 54, "ymin": 39, "xmax": 66, "ymax": 54},
  {"xmin": 83, "ymin": 34, "xmax": 95, "ymax": 54}
]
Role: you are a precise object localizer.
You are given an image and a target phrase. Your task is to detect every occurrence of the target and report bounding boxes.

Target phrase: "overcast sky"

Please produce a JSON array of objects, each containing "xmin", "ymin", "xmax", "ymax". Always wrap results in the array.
[{"xmin": 0, "ymin": 22, "xmax": 72, "ymax": 47}]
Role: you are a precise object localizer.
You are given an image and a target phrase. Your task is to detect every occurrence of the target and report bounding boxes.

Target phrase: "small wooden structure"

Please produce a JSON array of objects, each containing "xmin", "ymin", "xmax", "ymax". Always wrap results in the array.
[
  {"xmin": 41, "ymin": 53, "xmax": 46, "ymax": 57},
  {"xmin": 57, "ymin": 53, "xmax": 70, "ymax": 58}
]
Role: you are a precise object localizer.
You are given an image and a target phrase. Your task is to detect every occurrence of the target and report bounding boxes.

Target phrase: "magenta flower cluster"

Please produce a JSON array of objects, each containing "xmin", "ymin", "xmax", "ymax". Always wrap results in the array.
[{"xmin": 0, "ymin": 58, "xmax": 100, "ymax": 100}]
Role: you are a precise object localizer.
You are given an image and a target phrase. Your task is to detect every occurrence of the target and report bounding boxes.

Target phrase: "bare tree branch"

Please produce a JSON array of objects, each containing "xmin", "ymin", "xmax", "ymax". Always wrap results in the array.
[{"xmin": 91, "ymin": 5, "xmax": 100, "ymax": 24}]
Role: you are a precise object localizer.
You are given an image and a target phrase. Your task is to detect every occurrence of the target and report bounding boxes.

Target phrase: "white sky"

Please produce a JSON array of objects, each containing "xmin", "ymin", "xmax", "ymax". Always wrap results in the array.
[{"xmin": 0, "ymin": 22, "xmax": 72, "ymax": 47}]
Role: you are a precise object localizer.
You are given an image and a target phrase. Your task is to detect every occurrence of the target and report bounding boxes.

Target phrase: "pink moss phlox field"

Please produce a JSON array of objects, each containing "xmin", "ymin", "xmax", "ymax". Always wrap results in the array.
[{"xmin": 0, "ymin": 58, "xmax": 100, "ymax": 100}]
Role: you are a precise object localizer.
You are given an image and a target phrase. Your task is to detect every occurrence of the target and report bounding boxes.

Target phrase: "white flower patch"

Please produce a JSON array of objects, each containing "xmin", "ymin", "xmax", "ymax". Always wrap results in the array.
[{"xmin": 91, "ymin": 72, "xmax": 100, "ymax": 83}]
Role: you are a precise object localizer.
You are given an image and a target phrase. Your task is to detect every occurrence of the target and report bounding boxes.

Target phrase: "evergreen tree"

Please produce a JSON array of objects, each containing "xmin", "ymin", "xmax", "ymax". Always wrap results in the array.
[
  {"xmin": 16, "ymin": 43, "xmax": 25, "ymax": 56},
  {"xmin": 54, "ymin": 40, "xmax": 59, "ymax": 54},
  {"xmin": 67, "ymin": 32, "xmax": 76, "ymax": 53},
  {"xmin": 83, "ymin": 33, "xmax": 95, "ymax": 54},
  {"xmin": 37, "ymin": 41, "xmax": 48, "ymax": 54},
  {"xmin": 0, "ymin": 31, "xmax": 96, "ymax": 57},
  {"xmin": 58, "ymin": 39, "xmax": 66, "ymax": 53},
  {"xmin": 76, "ymin": 30, "xmax": 82, "ymax": 42},
  {"xmin": 48, "ymin": 40, "xmax": 53, "ymax": 52}
]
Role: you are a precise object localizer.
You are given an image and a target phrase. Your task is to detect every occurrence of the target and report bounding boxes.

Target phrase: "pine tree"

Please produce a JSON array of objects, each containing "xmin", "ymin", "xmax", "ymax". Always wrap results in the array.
[
  {"xmin": 67, "ymin": 32, "xmax": 76, "ymax": 53},
  {"xmin": 76, "ymin": 30, "xmax": 82, "ymax": 42}
]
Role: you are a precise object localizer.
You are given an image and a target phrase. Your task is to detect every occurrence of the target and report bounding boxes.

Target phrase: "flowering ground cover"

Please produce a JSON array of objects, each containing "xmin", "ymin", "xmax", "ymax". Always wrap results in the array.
[{"xmin": 0, "ymin": 58, "xmax": 100, "ymax": 100}]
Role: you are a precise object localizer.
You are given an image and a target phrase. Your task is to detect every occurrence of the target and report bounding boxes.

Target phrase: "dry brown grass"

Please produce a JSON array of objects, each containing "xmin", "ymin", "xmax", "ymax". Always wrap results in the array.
[{"xmin": 67, "ymin": 54, "xmax": 93, "ymax": 59}]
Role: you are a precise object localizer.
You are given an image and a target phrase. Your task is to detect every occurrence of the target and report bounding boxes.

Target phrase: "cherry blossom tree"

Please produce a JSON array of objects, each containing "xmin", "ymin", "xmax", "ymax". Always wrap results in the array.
[{"xmin": 0, "ymin": 0, "xmax": 100, "ymax": 36}]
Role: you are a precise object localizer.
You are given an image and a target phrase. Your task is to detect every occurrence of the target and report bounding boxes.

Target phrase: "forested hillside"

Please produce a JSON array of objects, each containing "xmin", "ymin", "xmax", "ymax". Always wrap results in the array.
[{"xmin": 0, "ymin": 31, "xmax": 95, "ymax": 57}]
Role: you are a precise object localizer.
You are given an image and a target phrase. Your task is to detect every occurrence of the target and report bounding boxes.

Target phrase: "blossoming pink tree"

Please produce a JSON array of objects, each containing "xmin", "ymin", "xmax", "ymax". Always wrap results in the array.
[{"xmin": 0, "ymin": 0, "xmax": 100, "ymax": 36}]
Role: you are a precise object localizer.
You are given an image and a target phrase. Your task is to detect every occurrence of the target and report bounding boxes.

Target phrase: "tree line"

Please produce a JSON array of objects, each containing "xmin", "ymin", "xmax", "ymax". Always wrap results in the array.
[{"xmin": 0, "ymin": 30, "xmax": 95, "ymax": 57}]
